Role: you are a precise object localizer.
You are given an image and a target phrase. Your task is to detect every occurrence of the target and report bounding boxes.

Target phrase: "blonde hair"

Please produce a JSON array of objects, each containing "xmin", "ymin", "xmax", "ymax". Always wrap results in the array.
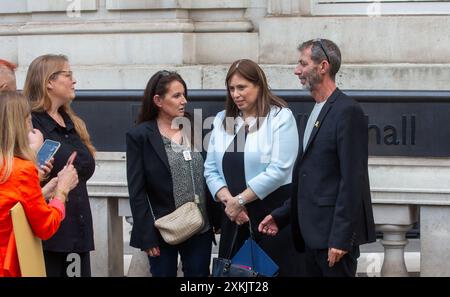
[
  {"xmin": 23, "ymin": 54, "xmax": 95, "ymax": 155},
  {"xmin": 0, "ymin": 91, "xmax": 36, "ymax": 183}
]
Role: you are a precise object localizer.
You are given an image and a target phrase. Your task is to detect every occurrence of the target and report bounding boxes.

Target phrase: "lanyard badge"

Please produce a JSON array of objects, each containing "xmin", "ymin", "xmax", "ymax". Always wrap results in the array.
[{"xmin": 183, "ymin": 150, "xmax": 192, "ymax": 161}]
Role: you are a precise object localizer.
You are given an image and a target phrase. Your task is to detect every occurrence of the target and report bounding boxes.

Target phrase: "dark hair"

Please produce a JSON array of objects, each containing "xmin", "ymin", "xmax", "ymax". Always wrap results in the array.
[
  {"xmin": 223, "ymin": 59, "xmax": 287, "ymax": 132},
  {"xmin": 298, "ymin": 39, "xmax": 342, "ymax": 80},
  {"xmin": 137, "ymin": 70, "xmax": 188, "ymax": 124}
]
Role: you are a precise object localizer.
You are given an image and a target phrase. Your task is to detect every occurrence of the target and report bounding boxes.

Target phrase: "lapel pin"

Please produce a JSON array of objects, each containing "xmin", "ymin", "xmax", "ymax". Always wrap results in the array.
[{"xmin": 314, "ymin": 121, "xmax": 320, "ymax": 128}]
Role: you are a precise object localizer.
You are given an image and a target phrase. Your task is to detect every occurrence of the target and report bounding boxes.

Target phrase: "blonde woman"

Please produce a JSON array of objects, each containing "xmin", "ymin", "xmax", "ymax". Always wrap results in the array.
[
  {"xmin": 0, "ymin": 91, "xmax": 78, "ymax": 277},
  {"xmin": 23, "ymin": 55, "xmax": 96, "ymax": 277}
]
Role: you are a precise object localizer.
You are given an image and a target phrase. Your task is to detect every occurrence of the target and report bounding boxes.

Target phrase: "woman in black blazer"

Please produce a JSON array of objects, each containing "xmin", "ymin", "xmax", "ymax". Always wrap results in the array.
[{"xmin": 126, "ymin": 70, "xmax": 219, "ymax": 277}]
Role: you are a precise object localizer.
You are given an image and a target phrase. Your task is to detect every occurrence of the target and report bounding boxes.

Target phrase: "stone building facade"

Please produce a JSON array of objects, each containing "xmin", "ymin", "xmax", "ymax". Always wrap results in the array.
[
  {"xmin": 2, "ymin": 0, "xmax": 450, "ymax": 277},
  {"xmin": 1, "ymin": 0, "xmax": 449, "ymax": 91}
]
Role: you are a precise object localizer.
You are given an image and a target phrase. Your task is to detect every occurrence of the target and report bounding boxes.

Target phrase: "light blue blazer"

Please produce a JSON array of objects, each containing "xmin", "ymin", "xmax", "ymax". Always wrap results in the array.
[{"xmin": 204, "ymin": 106, "xmax": 299, "ymax": 200}]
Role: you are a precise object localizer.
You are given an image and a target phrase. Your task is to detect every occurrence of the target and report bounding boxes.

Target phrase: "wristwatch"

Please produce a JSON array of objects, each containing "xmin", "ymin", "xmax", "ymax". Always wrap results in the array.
[{"xmin": 237, "ymin": 194, "xmax": 245, "ymax": 206}]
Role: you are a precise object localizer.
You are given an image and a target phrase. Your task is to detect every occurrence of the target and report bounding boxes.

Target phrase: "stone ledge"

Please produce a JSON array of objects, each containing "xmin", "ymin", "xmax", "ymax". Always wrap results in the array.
[
  {"xmin": 259, "ymin": 16, "xmax": 450, "ymax": 64},
  {"xmin": 16, "ymin": 65, "xmax": 204, "ymax": 90},
  {"xmin": 369, "ymin": 156, "xmax": 450, "ymax": 167},
  {"xmin": 0, "ymin": 1, "xmax": 28, "ymax": 14},
  {"xmin": 14, "ymin": 64, "xmax": 449, "ymax": 90},
  {"xmin": 0, "ymin": 20, "xmax": 254, "ymax": 36},
  {"xmin": 27, "ymin": 0, "xmax": 97, "ymax": 12},
  {"xmin": 195, "ymin": 33, "xmax": 259, "ymax": 64},
  {"xmin": 0, "ymin": 21, "xmax": 195, "ymax": 36},
  {"xmin": 0, "ymin": 19, "xmax": 253, "ymax": 36},
  {"xmin": 16, "ymin": 33, "xmax": 196, "ymax": 66},
  {"xmin": 0, "ymin": 0, "xmax": 97, "ymax": 14},
  {"xmin": 372, "ymin": 191, "xmax": 450, "ymax": 206},
  {"xmin": 88, "ymin": 153, "xmax": 450, "ymax": 206},
  {"xmin": 106, "ymin": 0, "xmax": 249, "ymax": 10},
  {"xmin": 311, "ymin": 1, "xmax": 450, "ymax": 16},
  {"xmin": 202, "ymin": 64, "xmax": 450, "ymax": 90},
  {"xmin": 194, "ymin": 21, "xmax": 253, "ymax": 32},
  {"xmin": 88, "ymin": 186, "xmax": 450, "ymax": 206}
]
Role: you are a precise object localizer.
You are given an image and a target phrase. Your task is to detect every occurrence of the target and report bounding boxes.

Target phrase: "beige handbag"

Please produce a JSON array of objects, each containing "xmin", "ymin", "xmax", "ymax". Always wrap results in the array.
[
  {"xmin": 154, "ymin": 200, "xmax": 204, "ymax": 245},
  {"xmin": 148, "ymin": 150, "xmax": 205, "ymax": 245}
]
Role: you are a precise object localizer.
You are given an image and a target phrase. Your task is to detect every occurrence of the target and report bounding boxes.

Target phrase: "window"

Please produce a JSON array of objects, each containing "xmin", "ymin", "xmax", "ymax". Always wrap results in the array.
[{"xmin": 312, "ymin": 0, "xmax": 450, "ymax": 15}]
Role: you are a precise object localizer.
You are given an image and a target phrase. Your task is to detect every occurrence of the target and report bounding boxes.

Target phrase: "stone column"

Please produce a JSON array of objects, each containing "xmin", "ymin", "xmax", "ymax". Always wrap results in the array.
[
  {"xmin": 373, "ymin": 204, "xmax": 418, "ymax": 277},
  {"xmin": 377, "ymin": 224, "xmax": 413, "ymax": 277},
  {"xmin": 420, "ymin": 205, "xmax": 450, "ymax": 276},
  {"xmin": 119, "ymin": 199, "xmax": 151, "ymax": 277},
  {"xmin": 267, "ymin": 0, "xmax": 310, "ymax": 15},
  {"xmin": 127, "ymin": 249, "xmax": 152, "ymax": 277},
  {"xmin": 90, "ymin": 197, "xmax": 124, "ymax": 277}
]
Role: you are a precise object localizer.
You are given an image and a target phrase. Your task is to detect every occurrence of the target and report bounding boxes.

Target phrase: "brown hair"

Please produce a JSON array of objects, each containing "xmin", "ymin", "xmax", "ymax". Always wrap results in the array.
[
  {"xmin": 223, "ymin": 59, "xmax": 287, "ymax": 132},
  {"xmin": 138, "ymin": 70, "xmax": 188, "ymax": 124},
  {"xmin": 138, "ymin": 70, "xmax": 198, "ymax": 148},
  {"xmin": 0, "ymin": 91, "xmax": 35, "ymax": 183},
  {"xmin": 23, "ymin": 54, "xmax": 95, "ymax": 156}
]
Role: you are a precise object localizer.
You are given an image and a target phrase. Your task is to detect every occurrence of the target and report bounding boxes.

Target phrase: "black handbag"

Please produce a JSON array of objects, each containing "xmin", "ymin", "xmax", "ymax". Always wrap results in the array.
[
  {"xmin": 212, "ymin": 223, "xmax": 261, "ymax": 277},
  {"xmin": 212, "ymin": 257, "xmax": 259, "ymax": 277}
]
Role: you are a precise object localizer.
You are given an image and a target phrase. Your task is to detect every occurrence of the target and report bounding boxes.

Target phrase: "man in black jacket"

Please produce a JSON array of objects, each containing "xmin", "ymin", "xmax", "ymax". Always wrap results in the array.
[{"xmin": 259, "ymin": 39, "xmax": 376, "ymax": 277}]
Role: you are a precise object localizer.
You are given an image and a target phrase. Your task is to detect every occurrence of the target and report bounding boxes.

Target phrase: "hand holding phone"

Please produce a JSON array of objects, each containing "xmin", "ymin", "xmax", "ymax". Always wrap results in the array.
[{"xmin": 37, "ymin": 139, "xmax": 61, "ymax": 168}]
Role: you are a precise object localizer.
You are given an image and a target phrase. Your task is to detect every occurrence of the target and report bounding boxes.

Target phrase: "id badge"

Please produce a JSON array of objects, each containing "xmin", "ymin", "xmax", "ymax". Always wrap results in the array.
[{"xmin": 183, "ymin": 150, "xmax": 192, "ymax": 161}]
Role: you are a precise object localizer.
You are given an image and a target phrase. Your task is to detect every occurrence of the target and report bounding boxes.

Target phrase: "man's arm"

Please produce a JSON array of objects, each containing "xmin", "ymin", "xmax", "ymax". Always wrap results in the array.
[
  {"xmin": 329, "ymin": 103, "xmax": 368, "ymax": 251},
  {"xmin": 270, "ymin": 197, "xmax": 292, "ymax": 230}
]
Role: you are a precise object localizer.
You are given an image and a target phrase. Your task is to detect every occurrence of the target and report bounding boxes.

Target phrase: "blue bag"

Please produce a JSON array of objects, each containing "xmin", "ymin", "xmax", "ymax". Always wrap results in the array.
[
  {"xmin": 231, "ymin": 236, "xmax": 279, "ymax": 277},
  {"xmin": 212, "ymin": 221, "xmax": 278, "ymax": 277}
]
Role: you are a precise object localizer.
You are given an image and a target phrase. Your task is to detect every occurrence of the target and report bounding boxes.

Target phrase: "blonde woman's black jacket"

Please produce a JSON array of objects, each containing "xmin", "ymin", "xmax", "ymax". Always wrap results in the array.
[{"xmin": 32, "ymin": 111, "xmax": 95, "ymax": 252}]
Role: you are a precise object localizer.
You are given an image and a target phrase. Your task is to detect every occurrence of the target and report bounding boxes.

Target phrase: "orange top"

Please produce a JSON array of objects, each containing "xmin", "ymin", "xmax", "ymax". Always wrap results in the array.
[{"xmin": 0, "ymin": 157, "xmax": 64, "ymax": 277}]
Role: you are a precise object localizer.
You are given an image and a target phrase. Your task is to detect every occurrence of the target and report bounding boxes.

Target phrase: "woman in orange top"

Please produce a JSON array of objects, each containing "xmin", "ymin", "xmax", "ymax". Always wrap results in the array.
[{"xmin": 0, "ymin": 91, "xmax": 78, "ymax": 277}]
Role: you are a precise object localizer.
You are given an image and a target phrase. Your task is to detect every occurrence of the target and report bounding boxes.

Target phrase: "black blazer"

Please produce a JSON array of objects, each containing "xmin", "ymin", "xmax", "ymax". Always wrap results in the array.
[
  {"xmin": 272, "ymin": 88, "xmax": 376, "ymax": 252},
  {"xmin": 126, "ymin": 119, "xmax": 220, "ymax": 251}
]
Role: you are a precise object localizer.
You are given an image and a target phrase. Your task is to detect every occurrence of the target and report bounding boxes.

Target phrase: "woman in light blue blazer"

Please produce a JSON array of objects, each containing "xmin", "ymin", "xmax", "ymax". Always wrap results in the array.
[{"xmin": 204, "ymin": 59, "xmax": 304, "ymax": 276}]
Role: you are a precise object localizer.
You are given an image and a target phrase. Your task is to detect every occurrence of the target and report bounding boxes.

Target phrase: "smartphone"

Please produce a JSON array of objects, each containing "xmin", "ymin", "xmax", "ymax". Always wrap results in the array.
[
  {"xmin": 66, "ymin": 151, "xmax": 77, "ymax": 166},
  {"xmin": 37, "ymin": 139, "xmax": 61, "ymax": 168}
]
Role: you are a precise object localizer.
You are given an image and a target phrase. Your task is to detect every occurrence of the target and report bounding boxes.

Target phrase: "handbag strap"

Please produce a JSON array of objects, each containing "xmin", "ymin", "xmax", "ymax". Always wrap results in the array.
[
  {"xmin": 145, "ymin": 145, "xmax": 199, "ymax": 222},
  {"xmin": 247, "ymin": 219, "xmax": 256, "ymax": 269},
  {"xmin": 225, "ymin": 219, "xmax": 256, "ymax": 269},
  {"xmin": 187, "ymin": 156, "xmax": 199, "ymax": 204},
  {"xmin": 183, "ymin": 135, "xmax": 200, "ymax": 205},
  {"xmin": 226, "ymin": 224, "xmax": 240, "ymax": 260}
]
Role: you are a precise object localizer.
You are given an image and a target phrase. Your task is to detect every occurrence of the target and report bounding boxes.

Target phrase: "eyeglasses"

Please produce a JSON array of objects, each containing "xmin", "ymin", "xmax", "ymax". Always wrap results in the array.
[
  {"xmin": 159, "ymin": 70, "xmax": 171, "ymax": 77},
  {"xmin": 313, "ymin": 38, "xmax": 330, "ymax": 64},
  {"xmin": 155, "ymin": 70, "xmax": 175, "ymax": 86},
  {"xmin": 156, "ymin": 70, "xmax": 170, "ymax": 82},
  {"xmin": 51, "ymin": 70, "xmax": 74, "ymax": 80}
]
